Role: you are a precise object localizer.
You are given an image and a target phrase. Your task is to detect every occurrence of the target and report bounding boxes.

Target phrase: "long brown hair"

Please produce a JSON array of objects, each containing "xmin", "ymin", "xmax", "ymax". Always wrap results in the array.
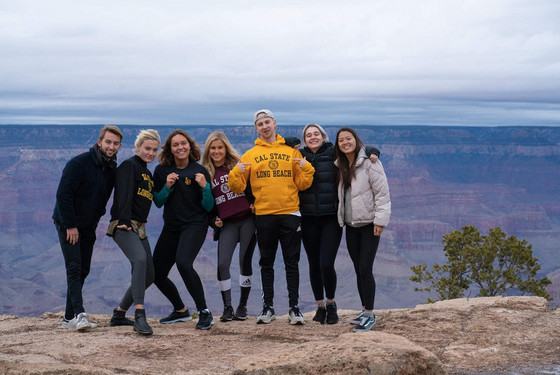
[
  {"xmin": 201, "ymin": 131, "xmax": 241, "ymax": 179},
  {"xmin": 158, "ymin": 129, "xmax": 201, "ymax": 166},
  {"xmin": 334, "ymin": 127, "xmax": 364, "ymax": 190}
]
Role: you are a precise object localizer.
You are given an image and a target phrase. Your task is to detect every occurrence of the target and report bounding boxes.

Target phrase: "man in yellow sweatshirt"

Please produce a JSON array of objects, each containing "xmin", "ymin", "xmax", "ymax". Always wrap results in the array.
[{"xmin": 228, "ymin": 109, "xmax": 315, "ymax": 325}]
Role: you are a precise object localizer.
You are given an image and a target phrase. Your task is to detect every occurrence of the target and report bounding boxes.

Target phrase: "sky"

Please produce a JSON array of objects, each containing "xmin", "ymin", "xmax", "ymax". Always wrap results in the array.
[{"xmin": 0, "ymin": 0, "xmax": 559, "ymax": 126}]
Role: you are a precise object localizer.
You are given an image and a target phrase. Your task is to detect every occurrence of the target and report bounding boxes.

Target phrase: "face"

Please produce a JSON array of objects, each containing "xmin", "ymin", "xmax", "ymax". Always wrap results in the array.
[
  {"xmin": 337, "ymin": 131, "xmax": 356, "ymax": 156},
  {"xmin": 209, "ymin": 139, "xmax": 226, "ymax": 166},
  {"xmin": 97, "ymin": 131, "xmax": 122, "ymax": 158},
  {"xmin": 170, "ymin": 134, "xmax": 190, "ymax": 162},
  {"xmin": 255, "ymin": 116, "xmax": 277, "ymax": 142},
  {"xmin": 136, "ymin": 139, "xmax": 159, "ymax": 163},
  {"xmin": 304, "ymin": 126, "xmax": 324, "ymax": 152}
]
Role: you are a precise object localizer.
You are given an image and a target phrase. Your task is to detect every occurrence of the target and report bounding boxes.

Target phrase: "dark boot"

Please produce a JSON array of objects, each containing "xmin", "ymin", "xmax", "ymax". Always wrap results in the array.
[
  {"xmin": 134, "ymin": 309, "xmax": 153, "ymax": 335},
  {"xmin": 110, "ymin": 308, "xmax": 135, "ymax": 327}
]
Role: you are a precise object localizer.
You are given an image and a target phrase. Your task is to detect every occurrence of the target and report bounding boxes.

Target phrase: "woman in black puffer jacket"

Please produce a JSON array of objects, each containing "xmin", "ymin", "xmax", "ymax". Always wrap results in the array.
[{"xmin": 299, "ymin": 124, "xmax": 379, "ymax": 325}]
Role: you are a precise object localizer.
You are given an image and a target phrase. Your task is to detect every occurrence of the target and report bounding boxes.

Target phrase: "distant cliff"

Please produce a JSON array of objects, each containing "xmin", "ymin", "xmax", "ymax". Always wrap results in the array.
[
  {"xmin": 1, "ymin": 297, "xmax": 559, "ymax": 375},
  {"xmin": 0, "ymin": 125, "xmax": 559, "ymax": 317}
]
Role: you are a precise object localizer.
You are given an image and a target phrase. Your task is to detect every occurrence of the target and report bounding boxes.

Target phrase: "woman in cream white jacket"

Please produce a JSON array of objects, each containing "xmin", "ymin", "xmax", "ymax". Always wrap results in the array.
[{"xmin": 334, "ymin": 127, "xmax": 391, "ymax": 332}]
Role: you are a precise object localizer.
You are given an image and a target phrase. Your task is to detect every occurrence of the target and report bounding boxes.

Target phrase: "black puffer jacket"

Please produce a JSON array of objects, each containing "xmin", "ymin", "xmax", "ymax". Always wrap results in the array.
[
  {"xmin": 299, "ymin": 142, "xmax": 381, "ymax": 216},
  {"xmin": 299, "ymin": 142, "xmax": 338, "ymax": 216}
]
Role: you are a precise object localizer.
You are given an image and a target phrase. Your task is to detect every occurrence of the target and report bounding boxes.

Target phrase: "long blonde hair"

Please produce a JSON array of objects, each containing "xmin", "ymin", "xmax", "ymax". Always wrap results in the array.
[{"xmin": 201, "ymin": 131, "xmax": 241, "ymax": 178}]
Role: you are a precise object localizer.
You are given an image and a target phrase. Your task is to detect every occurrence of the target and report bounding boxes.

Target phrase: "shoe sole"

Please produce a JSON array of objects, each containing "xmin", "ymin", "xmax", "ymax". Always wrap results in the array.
[
  {"xmin": 76, "ymin": 324, "xmax": 91, "ymax": 331},
  {"xmin": 233, "ymin": 315, "xmax": 247, "ymax": 321},
  {"xmin": 289, "ymin": 320, "xmax": 304, "ymax": 325},
  {"xmin": 133, "ymin": 327, "xmax": 153, "ymax": 335},
  {"xmin": 159, "ymin": 317, "xmax": 192, "ymax": 324},
  {"xmin": 220, "ymin": 317, "xmax": 233, "ymax": 322}
]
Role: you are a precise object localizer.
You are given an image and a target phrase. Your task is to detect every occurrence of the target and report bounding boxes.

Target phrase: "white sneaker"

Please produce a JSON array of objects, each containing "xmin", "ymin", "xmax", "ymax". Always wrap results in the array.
[
  {"xmin": 89, "ymin": 322, "xmax": 98, "ymax": 329},
  {"xmin": 75, "ymin": 312, "xmax": 92, "ymax": 331},
  {"xmin": 256, "ymin": 306, "xmax": 276, "ymax": 324},
  {"xmin": 288, "ymin": 306, "xmax": 305, "ymax": 325},
  {"xmin": 62, "ymin": 317, "xmax": 78, "ymax": 329}
]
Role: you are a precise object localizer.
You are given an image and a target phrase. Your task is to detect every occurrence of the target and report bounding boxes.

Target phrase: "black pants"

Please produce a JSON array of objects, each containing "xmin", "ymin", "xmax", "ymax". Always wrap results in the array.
[
  {"xmin": 345, "ymin": 224, "xmax": 380, "ymax": 310},
  {"xmin": 153, "ymin": 226, "xmax": 208, "ymax": 312},
  {"xmin": 301, "ymin": 214, "xmax": 342, "ymax": 301},
  {"xmin": 255, "ymin": 214, "xmax": 301, "ymax": 308},
  {"xmin": 55, "ymin": 222, "xmax": 96, "ymax": 320}
]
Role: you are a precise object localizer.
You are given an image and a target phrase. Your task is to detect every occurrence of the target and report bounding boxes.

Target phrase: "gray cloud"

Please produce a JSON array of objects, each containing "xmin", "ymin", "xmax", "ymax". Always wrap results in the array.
[{"xmin": 0, "ymin": 0, "xmax": 559, "ymax": 125}]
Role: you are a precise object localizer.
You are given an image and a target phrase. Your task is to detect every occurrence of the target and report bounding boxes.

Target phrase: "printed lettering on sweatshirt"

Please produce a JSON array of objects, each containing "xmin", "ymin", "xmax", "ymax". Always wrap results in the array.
[
  {"xmin": 136, "ymin": 173, "xmax": 154, "ymax": 201},
  {"xmin": 254, "ymin": 152, "xmax": 293, "ymax": 179},
  {"xmin": 213, "ymin": 173, "xmax": 245, "ymax": 204}
]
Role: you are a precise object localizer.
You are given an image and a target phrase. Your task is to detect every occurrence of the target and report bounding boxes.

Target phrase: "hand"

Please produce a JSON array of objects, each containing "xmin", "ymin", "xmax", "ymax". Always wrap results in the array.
[
  {"xmin": 166, "ymin": 172, "xmax": 179, "ymax": 188},
  {"xmin": 66, "ymin": 228, "xmax": 79, "ymax": 245},
  {"xmin": 194, "ymin": 173, "xmax": 207, "ymax": 188},
  {"xmin": 292, "ymin": 157, "xmax": 307, "ymax": 168},
  {"xmin": 116, "ymin": 225, "xmax": 132, "ymax": 231},
  {"xmin": 215, "ymin": 217, "xmax": 223, "ymax": 228},
  {"xmin": 249, "ymin": 204, "xmax": 255, "ymax": 213},
  {"xmin": 373, "ymin": 225, "xmax": 384, "ymax": 236},
  {"xmin": 237, "ymin": 162, "xmax": 251, "ymax": 172},
  {"xmin": 370, "ymin": 154, "xmax": 379, "ymax": 163}
]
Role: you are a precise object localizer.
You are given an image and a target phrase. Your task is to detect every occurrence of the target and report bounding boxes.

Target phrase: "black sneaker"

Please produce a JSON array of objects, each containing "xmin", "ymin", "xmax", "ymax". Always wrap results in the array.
[
  {"xmin": 220, "ymin": 306, "xmax": 234, "ymax": 322},
  {"xmin": 196, "ymin": 309, "xmax": 214, "ymax": 330},
  {"xmin": 110, "ymin": 308, "xmax": 135, "ymax": 327},
  {"xmin": 233, "ymin": 305, "xmax": 248, "ymax": 321},
  {"xmin": 326, "ymin": 302, "xmax": 339, "ymax": 324},
  {"xmin": 312, "ymin": 306, "xmax": 327, "ymax": 324},
  {"xmin": 288, "ymin": 306, "xmax": 305, "ymax": 325},
  {"xmin": 159, "ymin": 309, "xmax": 193, "ymax": 324}
]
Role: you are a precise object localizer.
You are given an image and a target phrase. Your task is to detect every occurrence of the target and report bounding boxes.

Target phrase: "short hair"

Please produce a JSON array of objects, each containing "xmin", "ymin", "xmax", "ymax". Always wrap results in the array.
[
  {"xmin": 134, "ymin": 129, "xmax": 161, "ymax": 149},
  {"xmin": 158, "ymin": 129, "xmax": 201, "ymax": 166},
  {"xmin": 302, "ymin": 123, "xmax": 329, "ymax": 145},
  {"xmin": 201, "ymin": 131, "xmax": 241, "ymax": 178},
  {"xmin": 99, "ymin": 125, "xmax": 123, "ymax": 141}
]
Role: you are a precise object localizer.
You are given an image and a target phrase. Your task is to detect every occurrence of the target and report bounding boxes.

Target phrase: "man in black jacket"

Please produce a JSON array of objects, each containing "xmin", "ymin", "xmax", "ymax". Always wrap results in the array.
[{"xmin": 53, "ymin": 125, "xmax": 123, "ymax": 331}]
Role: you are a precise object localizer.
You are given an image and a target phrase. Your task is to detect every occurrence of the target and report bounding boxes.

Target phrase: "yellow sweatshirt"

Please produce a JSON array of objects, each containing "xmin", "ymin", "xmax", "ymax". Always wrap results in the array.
[{"xmin": 228, "ymin": 134, "xmax": 315, "ymax": 215}]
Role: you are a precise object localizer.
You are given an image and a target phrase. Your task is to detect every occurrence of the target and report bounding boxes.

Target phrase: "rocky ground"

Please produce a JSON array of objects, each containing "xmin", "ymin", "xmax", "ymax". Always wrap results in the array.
[{"xmin": 1, "ymin": 296, "xmax": 559, "ymax": 375}]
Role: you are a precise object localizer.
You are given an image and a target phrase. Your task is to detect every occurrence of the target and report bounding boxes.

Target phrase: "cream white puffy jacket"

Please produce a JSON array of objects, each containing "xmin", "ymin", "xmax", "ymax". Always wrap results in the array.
[{"xmin": 336, "ymin": 148, "xmax": 391, "ymax": 228}]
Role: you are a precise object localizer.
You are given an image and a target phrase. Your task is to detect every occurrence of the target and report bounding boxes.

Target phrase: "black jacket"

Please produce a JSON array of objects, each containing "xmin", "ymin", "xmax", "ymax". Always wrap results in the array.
[
  {"xmin": 52, "ymin": 145, "xmax": 117, "ymax": 229},
  {"xmin": 299, "ymin": 142, "xmax": 380, "ymax": 216}
]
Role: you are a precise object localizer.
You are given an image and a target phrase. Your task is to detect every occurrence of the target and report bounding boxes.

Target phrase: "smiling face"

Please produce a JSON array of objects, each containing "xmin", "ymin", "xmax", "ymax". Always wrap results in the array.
[
  {"xmin": 170, "ymin": 134, "xmax": 191, "ymax": 163},
  {"xmin": 97, "ymin": 131, "xmax": 122, "ymax": 158},
  {"xmin": 337, "ymin": 130, "xmax": 356, "ymax": 156},
  {"xmin": 136, "ymin": 139, "xmax": 159, "ymax": 163},
  {"xmin": 304, "ymin": 126, "xmax": 324, "ymax": 152},
  {"xmin": 208, "ymin": 139, "xmax": 226, "ymax": 166},
  {"xmin": 255, "ymin": 115, "xmax": 277, "ymax": 143}
]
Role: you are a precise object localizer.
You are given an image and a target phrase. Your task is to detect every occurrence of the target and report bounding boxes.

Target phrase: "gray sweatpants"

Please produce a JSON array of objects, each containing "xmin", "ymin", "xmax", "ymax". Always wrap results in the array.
[{"xmin": 113, "ymin": 229, "xmax": 154, "ymax": 309}]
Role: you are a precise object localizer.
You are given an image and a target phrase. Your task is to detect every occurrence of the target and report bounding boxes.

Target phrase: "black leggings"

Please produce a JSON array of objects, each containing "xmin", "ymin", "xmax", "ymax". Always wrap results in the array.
[
  {"xmin": 153, "ymin": 226, "xmax": 208, "ymax": 312},
  {"xmin": 301, "ymin": 214, "xmax": 342, "ymax": 301},
  {"xmin": 345, "ymin": 224, "xmax": 380, "ymax": 310}
]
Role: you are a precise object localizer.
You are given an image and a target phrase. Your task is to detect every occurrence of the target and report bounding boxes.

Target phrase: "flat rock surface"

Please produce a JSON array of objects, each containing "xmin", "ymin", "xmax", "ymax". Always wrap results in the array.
[{"xmin": 1, "ymin": 296, "xmax": 559, "ymax": 374}]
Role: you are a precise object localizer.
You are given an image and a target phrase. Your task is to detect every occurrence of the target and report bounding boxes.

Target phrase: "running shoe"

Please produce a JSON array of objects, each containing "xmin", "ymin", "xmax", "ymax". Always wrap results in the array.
[
  {"xmin": 75, "ymin": 312, "xmax": 92, "ymax": 331},
  {"xmin": 233, "ymin": 305, "xmax": 248, "ymax": 321},
  {"xmin": 159, "ymin": 309, "xmax": 193, "ymax": 324},
  {"xmin": 288, "ymin": 306, "xmax": 305, "ymax": 325},
  {"xmin": 326, "ymin": 302, "xmax": 339, "ymax": 324},
  {"xmin": 350, "ymin": 310, "xmax": 365, "ymax": 325},
  {"xmin": 220, "ymin": 306, "xmax": 234, "ymax": 322},
  {"xmin": 352, "ymin": 313, "xmax": 376, "ymax": 332},
  {"xmin": 312, "ymin": 306, "xmax": 326, "ymax": 324},
  {"xmin": 256, "ymin": 306, "xmax": 276, "ymax": 324},
  {"xmin": 196, "ymin": 309, "xmax": 214, "ymax": 330}
]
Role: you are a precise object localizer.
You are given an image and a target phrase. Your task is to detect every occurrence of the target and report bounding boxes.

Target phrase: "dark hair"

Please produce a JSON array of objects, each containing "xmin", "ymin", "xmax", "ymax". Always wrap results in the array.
[
  {"xmin": 334, "ymin": 127, "xmax": 364, "ymax": 190},
  {"xmin": 99, "ymin": 125, "xmax": 123, "ymax": 141},
  {"xmin": 158, "ymin": 129, "xmax": 201, "ymax": 166}
]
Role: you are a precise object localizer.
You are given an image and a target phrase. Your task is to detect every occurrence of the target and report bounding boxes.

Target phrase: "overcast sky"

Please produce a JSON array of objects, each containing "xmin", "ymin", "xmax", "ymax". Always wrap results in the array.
[{"xmin": 1, "ymin": 1, "xmax": 559, "ymax": 126}]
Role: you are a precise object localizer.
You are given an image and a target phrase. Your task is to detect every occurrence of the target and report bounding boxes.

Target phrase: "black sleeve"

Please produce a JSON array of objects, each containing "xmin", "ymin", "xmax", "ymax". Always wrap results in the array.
[
  {"xmin": 244, "ymin": 181, "xmax": 255, "ymax": 204},
  {"xmin": 114, "ymin": 160, "xmax": 136, "ymax": 227},
  {"xmin": 365, "ymin": 145, "xmax": 381, "ymax": 157},
  {"xmin": 55, "ymin": 157, "xmax": 84, "ymax": 229},
  {"xmin": 153, "ymin": 165, "xmax": 166, "ymax": 192}
]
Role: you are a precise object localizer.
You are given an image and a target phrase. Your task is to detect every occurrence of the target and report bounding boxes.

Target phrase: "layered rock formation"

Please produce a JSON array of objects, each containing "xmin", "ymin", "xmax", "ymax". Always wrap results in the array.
[{"xmin": 1, "ymin": 297, "xmax": 559, "ymax": 374}]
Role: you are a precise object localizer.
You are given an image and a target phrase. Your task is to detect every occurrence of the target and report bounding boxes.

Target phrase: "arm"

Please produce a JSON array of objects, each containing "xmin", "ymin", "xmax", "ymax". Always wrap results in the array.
[
  {"xmin": 152, "ymin": 169, "xmax": 179, "ymax": 208},
  {"xmin": 113, "ymin": 161, "xmax": 136, "ymax": 229},
  {"xmin": 55, "ymin": 158, "xmax": 82, "ymax": 229},
  {"xmin": 153, "ymin": 184, "xmax": 174, "ymax": 208},
  {"xmin": 365, "ymin": 146, "xmax": 380, "ymax": 163},
  {"xmin": 201, "ymin": 183, "xmax": 214, "ymax": 212},
  {"xmin": 368, "ymin": 162, "xmax": 391, "ymax": 229},
  {"xmin": 228, "ymin": 153, "xmax": 251, "ymax": 194}
]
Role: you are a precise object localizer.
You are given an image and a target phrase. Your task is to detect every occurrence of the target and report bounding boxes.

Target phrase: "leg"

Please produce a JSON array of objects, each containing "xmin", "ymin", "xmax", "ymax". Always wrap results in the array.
[
  {"xmin": 255, "ymin": 215, "xmax": 279, "ymax": 307},
  {"xmin": 356, "ymin": 225, "xmax": 380, "ymax": 310},
  {"xmin": 345, "ymin": 225, "xmax": 365, "ymax": 308},
  {"xmin": 279, "ymin": 215, "xmax": 302, "ymax": 308},
  {"xmin": 175, "ymin": 227, "xmax": 208, "ymax": 312},
  {"xmin": 301, "ymin": 215, "xmax": 324, "ymax": 302},
  {"xmin": 237, "ymin": 216, "xmax": 256, "ymax": 307},
  {"xmin": 153, "ymin": 229, "xmax": 185, "ymax": 311},
  {"xmin": 319, "ymin": 215, "xmax": 342, "ymax": 301},
  {"xmin": 217, "ymin": 221, "xmax": 239, "ymax": 308}
]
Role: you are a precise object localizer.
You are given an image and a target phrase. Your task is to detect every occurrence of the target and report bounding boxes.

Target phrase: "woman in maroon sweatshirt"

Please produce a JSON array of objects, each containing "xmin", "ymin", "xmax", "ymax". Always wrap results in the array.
[{"xmin": 201, "ymin": 131, "xmax": 256, "ymax": 322}]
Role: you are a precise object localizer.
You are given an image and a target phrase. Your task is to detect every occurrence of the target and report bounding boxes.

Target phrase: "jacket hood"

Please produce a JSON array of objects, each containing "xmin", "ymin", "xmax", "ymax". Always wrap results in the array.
[{"xmin": 254, "ymin": 134, "xmax": 286, "ymax": 147}]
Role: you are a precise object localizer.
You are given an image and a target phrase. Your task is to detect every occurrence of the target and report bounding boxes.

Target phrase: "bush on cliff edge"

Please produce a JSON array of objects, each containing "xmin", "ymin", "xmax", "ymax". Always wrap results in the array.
[{"xmin": 410, "ymin": 225, "xmax": 552, "ymax": 303}]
